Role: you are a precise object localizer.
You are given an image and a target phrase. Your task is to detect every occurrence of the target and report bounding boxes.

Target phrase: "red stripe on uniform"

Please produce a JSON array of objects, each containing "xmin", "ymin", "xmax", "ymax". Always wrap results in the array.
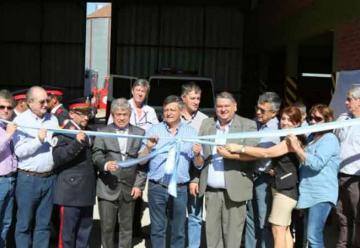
[{"xmin": 58, "ymin": 206, "xmax": 64, "ymax": 248}]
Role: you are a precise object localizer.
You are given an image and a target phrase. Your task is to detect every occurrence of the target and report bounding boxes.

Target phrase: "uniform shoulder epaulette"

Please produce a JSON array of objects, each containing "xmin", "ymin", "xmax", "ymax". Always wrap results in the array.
[{"xmin": 56, "ymin": 107, "xmax": 64, "ymax": 115}]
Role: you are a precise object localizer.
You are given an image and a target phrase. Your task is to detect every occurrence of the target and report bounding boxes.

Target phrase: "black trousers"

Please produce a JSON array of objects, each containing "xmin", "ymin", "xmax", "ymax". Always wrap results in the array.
[{"xmin": 58, "ymin": 205, "xmax": 93, "ymax": 248}]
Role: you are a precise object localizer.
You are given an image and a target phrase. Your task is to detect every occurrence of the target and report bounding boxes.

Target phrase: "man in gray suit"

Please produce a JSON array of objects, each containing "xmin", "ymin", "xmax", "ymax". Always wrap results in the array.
[
  {"xmin": 194, "ymin": 92, "xmax": 258, "ymax": 248},
  {"xmin": 92, "ymin": 98, "xmax": 146, "ymax": 248}
]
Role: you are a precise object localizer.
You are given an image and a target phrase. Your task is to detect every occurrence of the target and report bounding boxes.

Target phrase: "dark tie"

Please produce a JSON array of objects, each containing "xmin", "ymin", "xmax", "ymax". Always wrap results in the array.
[{"xmin": 10, "ymin": 140, "xmax": 14, "ymax": 154}]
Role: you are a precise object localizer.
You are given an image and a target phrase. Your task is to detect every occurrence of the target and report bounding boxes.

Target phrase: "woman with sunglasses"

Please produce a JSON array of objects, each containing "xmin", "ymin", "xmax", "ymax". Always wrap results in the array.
[
  {"xmin": 218, "ymin": 106, "xmax": 304, "ymax": 248},
  {"xmin": 286, "ymin": 104, "xmax": 340, "ymax": 247}
]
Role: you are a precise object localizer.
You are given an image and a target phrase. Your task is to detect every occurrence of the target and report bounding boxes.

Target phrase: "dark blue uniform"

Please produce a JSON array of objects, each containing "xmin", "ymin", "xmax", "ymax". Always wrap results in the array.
[
  {"xmin": 52, "ymin": 121, "xmax": 96, "ymax": 248},
  {"xmin": 54, "ymin": 105, "xmax": 69, "ymax": 127}
]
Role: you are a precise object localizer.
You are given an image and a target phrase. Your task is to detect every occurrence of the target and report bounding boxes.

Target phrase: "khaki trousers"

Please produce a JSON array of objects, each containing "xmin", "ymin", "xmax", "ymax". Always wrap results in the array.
[{"xmin": 205, "ymin": 189, "xmax": 246, "ymax": 248}]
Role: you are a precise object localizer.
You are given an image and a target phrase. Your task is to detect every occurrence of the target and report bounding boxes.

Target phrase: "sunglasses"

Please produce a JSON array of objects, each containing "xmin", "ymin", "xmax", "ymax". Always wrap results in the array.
[
  {"xmin": 310, "ymin": 116, "xmax": 324, "ymax": 122},
  {"xmin": 0, "ymin": 105, "xmax": 13, "ymax": 111},
  {"xmin": 255, "ymin": 106, "xmax": 273, "ymax": 114},
  {"xmin": 38, "ymin": 99, "xmax": 48, "ymax": 105}
]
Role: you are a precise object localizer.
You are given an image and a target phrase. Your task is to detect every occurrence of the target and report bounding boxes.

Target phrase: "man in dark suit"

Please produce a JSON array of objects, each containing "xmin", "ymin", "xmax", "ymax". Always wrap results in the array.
[
  {"xmin": 92, "ymin": 98, "xmax": 146, "ymax": 248},
  {"xmin": 193, "ymin": 91, "xmax": 259, "ymax": 248},
  {"xmin": 52, "ymin": 98, "xmax": 96, "ymax": 248}
]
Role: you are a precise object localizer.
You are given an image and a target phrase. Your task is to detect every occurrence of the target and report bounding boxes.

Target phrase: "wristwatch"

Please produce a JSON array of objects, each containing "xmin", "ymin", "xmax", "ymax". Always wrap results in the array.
[{"xmin": 239, "ymin": 145, "xmax": 246, "ymax": 153}]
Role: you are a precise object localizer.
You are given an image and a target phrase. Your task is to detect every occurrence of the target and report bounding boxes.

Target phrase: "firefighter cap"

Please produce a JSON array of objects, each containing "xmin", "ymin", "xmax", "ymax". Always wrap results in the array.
[
  {"xmin": 12, "ymin": 89, "xmax": 27, "ymax": 101},
  {"xmin": 68, "ymin": 97, "xmax": 91, "ymax": 112},
  {"xmin": 43, "ymin": 85, "xmax": 64, "ymax": 97}
]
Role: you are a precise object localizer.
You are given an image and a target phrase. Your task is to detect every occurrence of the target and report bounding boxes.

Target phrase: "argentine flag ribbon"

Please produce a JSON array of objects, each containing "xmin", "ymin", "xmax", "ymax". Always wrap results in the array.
[{"xmin": 3, "ymin": 117, "xmax": 360, "ymax": 197}]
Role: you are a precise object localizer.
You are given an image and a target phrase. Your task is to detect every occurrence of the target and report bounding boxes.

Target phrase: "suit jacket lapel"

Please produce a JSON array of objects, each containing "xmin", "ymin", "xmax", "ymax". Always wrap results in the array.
[
  {"xmin": 204, "ymin": 118, "xmax": 216, "ymax": 158},
  {"xmin": 228, "ymin": 115, "xmax": 243, "ymax": 144}
]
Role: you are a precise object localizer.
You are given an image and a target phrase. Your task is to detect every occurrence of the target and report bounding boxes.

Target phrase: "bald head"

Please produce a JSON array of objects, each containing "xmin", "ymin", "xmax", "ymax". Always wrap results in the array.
[{"xmin": 27, "ymin": 86, "xmax": 48, "ymax": 117}]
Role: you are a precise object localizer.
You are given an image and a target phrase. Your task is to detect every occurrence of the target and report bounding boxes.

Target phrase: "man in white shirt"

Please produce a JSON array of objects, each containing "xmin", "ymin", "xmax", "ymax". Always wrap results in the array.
[
  {"xmin": 13, "ymin": 86, "xmax": 59, "ymax": 248},
  {"xmin": 335, "ymin": 85, "xmax": 360, "ymax": 248}
]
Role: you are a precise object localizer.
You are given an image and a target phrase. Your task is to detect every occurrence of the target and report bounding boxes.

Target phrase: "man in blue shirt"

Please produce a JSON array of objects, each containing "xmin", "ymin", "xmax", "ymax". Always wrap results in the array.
[
  {"xmin": 139, "ymin": 95, "xmax": 203, "ymax": 248},
  {"xmin": 13, "ymin": 86, "xmax": 59, "ymax": 248}
]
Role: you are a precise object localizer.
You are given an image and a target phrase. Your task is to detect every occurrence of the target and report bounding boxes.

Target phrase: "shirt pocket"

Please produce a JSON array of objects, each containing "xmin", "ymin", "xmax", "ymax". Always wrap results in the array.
[{"xmin": 63, "ymin": 174, "xmax": 83, "ymax": 186}]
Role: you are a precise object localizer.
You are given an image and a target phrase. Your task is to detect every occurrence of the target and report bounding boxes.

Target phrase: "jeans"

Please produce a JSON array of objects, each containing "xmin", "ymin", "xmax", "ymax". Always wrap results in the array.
[
  {"xmin": 15, "ymin": 172, "xmax": 55, "ymax": 248},
  {"xmin": 306, "ymin": 202, "xmax": 332, "ymax": 248},
  {"xmin": 187, "ymin": 194, "xmax": 203, "ymax": 248},
  {"xmin": 245, "ymin": 174, "xmax": 273, "ymax": 248},
  {"xmin": 148, "ymin": 181, "xmax": 188, "ymax": 248},
  {"xmin": 0, "ymin": 175, "xmax": 15, "ymax": 248}
]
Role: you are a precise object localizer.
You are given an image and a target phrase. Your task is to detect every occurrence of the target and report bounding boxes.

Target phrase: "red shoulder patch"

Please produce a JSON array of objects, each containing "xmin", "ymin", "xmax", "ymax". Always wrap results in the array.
[{"xmin": 55, "ymin": 108, "xmax": 64, "ymax": 114}]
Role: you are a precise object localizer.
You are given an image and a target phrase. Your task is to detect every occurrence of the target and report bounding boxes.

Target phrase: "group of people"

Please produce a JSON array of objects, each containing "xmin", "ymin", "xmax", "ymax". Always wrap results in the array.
[{"xmin": 0, "ymin": 80, "xmax": 359, "ymax": 248}]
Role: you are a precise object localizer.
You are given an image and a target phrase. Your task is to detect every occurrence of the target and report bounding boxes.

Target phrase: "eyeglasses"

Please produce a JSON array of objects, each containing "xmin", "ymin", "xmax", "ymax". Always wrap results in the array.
[
  {"xmin": 310, "ymin": 116, "xmax": 324, "ymax": 122},
  {"xmin": 255, "ymin": 106, "xmax": 273, "ymax": 114},
  {"xmin": 0, "ymin": 105, "xmax": 13, "ymax": 111},
  {"xmin": 38, "ymin": 99, "xmax": 47, "ymax": 105}
]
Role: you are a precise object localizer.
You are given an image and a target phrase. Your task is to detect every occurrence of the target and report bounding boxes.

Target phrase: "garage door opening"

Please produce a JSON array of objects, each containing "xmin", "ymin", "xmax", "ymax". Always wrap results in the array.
[{"xmin": 298, "ymin": 31, "xmax": 334, "ymax": 107}]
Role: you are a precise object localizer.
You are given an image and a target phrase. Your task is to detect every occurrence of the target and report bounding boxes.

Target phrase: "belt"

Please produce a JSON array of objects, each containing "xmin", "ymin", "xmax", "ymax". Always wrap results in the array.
[
  {"xmin": 149, "ymin": 179, "xmax": 188, "ymax": 188},
  {"xmin": 0, "ymin": 172, "xmax": 17, "ymax": 178},
  {"xmin": 18, "ymin": 168, "xmax": 53, "ymax": 177},
  {"xmin": 206, "ymin": 186, "xmax": 226, "ymax": 192},
  {"xmin": 339, "ymin": 173, "xmax": 360, "ymax": 178}
]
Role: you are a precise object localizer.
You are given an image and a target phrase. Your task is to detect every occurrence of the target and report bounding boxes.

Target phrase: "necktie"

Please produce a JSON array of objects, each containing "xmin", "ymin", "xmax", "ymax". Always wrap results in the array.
[{"xmin": 10, "ymin": 140, "xmax": 14, "ymax": 154}]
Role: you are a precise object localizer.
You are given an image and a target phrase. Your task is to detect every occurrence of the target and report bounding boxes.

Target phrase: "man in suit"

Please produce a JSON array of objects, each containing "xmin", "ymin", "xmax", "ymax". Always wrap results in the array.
[
  {"xmin": 194, "ymin": 91, "xmax": 258, "ymax": 248},
  {"xmin": 92, "ymin": 98, "xmax": 146, "ymax": 248},
  {"xmin": 52, "ymin": 97, "xmax": 96, "ymax": 248}
]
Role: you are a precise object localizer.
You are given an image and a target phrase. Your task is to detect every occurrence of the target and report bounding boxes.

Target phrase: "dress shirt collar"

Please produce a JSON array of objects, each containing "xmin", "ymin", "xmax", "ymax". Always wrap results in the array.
[
  {"xmin": 29, "ymin": 109, "xmax": 51, "ymax": 123},
  {"xmin": 257, "ymin": 116, "xmax": 279, "ymax": 130},
  {"xmin": 181, "ymin": 110, "xmax": 199, "ymax": 122},
  {"xmin": 163, "ymin": 120, "xmax": 184, "ymax": 135},
  {"xmin": 215, "ymin": 119, "xmax": 233, "ymax": 132},
  {"xmin": 129, "ymin": 98, "xmax": 147, "ymax": 111},
  {"xmin": 14, "ymin": 109, "xmax": 21, "ymax": 116},
  {"xmin": 113, "ymin": 123, "xmax": 129, "ymax": 132}
]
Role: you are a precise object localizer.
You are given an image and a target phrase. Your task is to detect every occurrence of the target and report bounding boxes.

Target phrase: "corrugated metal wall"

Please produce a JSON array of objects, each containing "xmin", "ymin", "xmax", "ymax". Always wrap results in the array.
[
  {"xmin": 112, "ymin": 3, "xmax": 244, "ymax": 94},
  {"xmin": 0, "ymin": 0, "xmax": 85, "ymax": 101}
]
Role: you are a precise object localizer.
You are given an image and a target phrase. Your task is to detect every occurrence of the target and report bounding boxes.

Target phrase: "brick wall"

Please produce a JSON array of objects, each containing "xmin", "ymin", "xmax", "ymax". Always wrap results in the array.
[{"xmin": 335, "ymin": 18, "xmax": 360, "ymax": 70}]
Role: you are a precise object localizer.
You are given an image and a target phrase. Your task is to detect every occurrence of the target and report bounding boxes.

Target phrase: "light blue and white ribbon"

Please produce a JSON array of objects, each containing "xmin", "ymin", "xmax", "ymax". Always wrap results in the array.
[
  {"xmin": 3, "ymin": 117, "xmax": 360, "ymax": 197},
  {"xmin": 197, "ymin": 118, "xmax": 360, "ymax": 140}
]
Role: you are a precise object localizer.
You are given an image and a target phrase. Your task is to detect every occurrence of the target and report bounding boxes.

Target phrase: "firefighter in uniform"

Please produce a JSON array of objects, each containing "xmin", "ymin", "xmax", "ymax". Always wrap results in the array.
[
  {"xmin": 45, "ymin": 86, "xmax": 69, "ymax": 126},
  {"xmin": 52, "ymin": 98, "xmax": 96, "ymax": 248},
  {"xmin": 11, "ymin": 89, "xmax": 28, "ymax": 119}
]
